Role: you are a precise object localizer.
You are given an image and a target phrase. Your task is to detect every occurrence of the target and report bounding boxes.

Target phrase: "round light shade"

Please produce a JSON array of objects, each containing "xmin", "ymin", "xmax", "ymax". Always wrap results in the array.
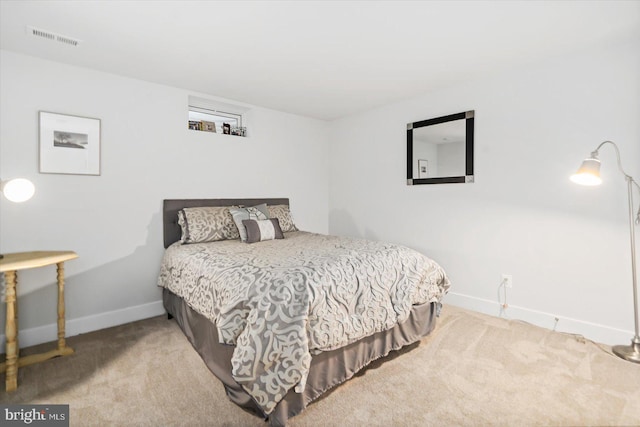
[
  {"xmin": 570, "ymin": 158, "xmax": 602, "ymax": 186},
  {"xmin": 2, "ymin": 178, "xmax": 35, "ymax": 202}
]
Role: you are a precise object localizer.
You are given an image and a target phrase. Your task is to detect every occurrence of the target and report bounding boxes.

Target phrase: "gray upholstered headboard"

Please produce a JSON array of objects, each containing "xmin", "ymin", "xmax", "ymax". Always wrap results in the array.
[{"xmin": 163, "ymin": 198, "xmax": 290, "ymax": 248}]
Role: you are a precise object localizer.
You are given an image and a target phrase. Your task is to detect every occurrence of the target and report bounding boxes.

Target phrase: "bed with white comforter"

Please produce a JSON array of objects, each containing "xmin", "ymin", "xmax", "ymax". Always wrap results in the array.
[{"xmin": 158, "ymin": 230, "xmax": 449, "ymax": 415}]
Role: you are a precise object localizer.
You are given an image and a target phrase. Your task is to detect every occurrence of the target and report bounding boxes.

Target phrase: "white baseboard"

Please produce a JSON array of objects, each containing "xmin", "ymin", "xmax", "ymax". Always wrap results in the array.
[
  {"xmin": 443, "ymin": 292, "xmax": 634, "ymax": 347},
  {"xmin": 2, "ymin": 294, "xmax": 634, "ymax": 352},
  {"xmin": 0, "ymin": 300, "xmax": 165, "ymax": 354}
]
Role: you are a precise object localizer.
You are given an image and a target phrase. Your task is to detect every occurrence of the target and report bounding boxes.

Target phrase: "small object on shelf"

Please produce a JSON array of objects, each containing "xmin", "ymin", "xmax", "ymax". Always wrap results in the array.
[
  {"xmin": 188, "ymin": 120, "xmax": 201, "ymax": 130},
  {"xmin": 201, "ymin": 121, "xmax": 216, "ymax": 133},
  {"xmin": 223, "ymin": 123, "xmax": 231, "ymax": 135},
  {"xmin": 231, "ymin": 126, "xmax": 247, "ymax": 137}
]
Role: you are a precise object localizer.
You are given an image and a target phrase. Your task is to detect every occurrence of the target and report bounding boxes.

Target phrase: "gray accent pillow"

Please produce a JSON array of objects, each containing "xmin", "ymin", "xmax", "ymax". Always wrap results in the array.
[
  {"xmin": 229, "ymin": 204, "xmax": 270, "ymax": 242},
  {"xmin": 242, "ymin": 218, "xmax": 284, "ymax": 243},
  {"xmin": 267, "ymin": 204, "xmax": 298, "ymax": 232},
  {"xmin": 178, "ymin": 206, "xmax": 239, "ymax": 244}
]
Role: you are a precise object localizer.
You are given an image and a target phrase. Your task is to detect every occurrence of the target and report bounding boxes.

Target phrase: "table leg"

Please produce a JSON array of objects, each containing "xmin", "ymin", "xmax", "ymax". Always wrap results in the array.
[
  {"xmin": 5, "ymin": 270, "xmax": 18, "ymax": 391},
  {"xmin": 57, "ymin": 262, "xmax": 67, "ymax": 351},
  {"xmin": 15, "ymin": 275, "xmax": 19, "ymax": 361}
]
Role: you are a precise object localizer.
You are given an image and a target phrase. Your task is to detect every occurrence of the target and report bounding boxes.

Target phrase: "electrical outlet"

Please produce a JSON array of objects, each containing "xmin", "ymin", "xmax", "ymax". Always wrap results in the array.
[{"xmin": 502, "ymin": 274, "xmax": 513, "ymax": 288}]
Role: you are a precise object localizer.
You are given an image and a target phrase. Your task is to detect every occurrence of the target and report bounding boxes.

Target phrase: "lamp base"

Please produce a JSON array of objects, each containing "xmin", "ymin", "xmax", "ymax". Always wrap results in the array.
[{"xmin": 612, "ymin": 340, "xmax": 640, "ymax": 364}]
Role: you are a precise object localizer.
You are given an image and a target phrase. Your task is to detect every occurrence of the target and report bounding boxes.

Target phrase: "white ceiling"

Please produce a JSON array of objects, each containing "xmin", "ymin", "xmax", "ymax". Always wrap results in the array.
[{"xmin": 1, "ymin": 1, "xmax": 639, "ymax": 121}]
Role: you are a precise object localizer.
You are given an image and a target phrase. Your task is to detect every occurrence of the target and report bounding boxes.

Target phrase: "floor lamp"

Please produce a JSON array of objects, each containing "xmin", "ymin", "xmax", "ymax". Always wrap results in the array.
[
  {"xmin": 571, "ymin": 141, "xmax": 640, "ymax": 363},
  {"xmin": 0, "ymin": 177, "xmax": 35, "ymax": 259}
]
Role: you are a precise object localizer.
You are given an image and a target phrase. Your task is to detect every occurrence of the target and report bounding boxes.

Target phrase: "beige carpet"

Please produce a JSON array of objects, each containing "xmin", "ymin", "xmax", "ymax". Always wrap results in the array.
[{"xmin": 2, "ymin": 305, "xmax": 639, "ymax": 426}]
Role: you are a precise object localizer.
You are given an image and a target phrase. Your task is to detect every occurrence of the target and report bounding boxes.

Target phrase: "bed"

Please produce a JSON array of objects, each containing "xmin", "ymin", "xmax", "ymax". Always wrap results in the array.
[{"xmin": 158, "ymin": 198, "xmax": 450, "ymax": 426}]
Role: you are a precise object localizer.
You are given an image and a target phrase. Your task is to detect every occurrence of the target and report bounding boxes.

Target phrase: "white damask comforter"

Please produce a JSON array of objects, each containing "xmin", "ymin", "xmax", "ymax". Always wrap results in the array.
[{"xmin": 157, "ymin": 231, "xmax": 450, "ymax": 414}]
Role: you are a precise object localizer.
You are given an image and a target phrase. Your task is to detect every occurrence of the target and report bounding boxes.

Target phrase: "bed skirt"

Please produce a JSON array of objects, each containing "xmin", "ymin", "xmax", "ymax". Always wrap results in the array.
[{"xmin": 163, "ymin": 288, "xmax": 437, "ymax": 426}]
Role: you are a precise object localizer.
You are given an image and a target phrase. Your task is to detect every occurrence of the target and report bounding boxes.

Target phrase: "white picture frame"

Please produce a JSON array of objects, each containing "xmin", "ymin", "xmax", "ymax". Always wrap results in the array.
[{"xmin": 39, "ymin": 111, "xmax": 101, "ymax": 175}]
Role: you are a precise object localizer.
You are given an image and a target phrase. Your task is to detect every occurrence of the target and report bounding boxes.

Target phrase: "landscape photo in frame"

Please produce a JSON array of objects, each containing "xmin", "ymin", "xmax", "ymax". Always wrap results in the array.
[{"xmin": 39, "ymin": 111, "xmax": 101, "ymax": 175}]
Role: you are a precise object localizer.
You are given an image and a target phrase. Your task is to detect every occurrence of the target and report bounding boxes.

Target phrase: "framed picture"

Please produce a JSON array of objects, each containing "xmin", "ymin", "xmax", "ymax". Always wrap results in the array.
[
  {"xmin": 201, "ymin": 120, "xmax": 217, "ymax": 133},
  {"xmin": 39, "ymin": 111, "xmax": 101, "ymax": 175},
  {"xmin": 418, "ymin": 159, "xmax": 429, "ymax": 179}
]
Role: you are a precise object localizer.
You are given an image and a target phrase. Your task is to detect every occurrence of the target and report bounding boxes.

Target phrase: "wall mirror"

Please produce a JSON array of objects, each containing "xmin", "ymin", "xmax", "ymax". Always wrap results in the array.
[{"xmin": 407, "ymin": 110, "xmax": 474, "ymax": 185}]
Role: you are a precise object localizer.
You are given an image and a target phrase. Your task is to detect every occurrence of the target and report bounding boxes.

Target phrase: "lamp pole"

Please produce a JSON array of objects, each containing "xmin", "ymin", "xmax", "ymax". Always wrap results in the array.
[
  {"xmin": 612, "ymin": 174, "xmax": 640, "ymax": 362},
  {"xmin": 574, "ymin": 141, "xmax": 640, "ymax": 363}
]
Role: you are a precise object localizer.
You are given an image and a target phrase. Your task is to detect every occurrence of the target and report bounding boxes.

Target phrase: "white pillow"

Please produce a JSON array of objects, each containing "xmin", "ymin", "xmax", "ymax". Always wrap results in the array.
[{"xmin": 228, "ymin": 204, "xmax": 270, "ymax": 242}]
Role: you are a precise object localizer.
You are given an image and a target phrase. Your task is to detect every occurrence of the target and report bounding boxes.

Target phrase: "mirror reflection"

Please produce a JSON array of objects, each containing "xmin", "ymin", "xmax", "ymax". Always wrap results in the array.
[{"xmin": 407, "ymin": 110, "xmax": 474, "ymax": 185}]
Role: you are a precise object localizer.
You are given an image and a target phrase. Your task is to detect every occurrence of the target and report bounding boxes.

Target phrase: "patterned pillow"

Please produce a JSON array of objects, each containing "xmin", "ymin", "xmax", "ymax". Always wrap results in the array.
[
  {"xmin": 242, "ymin": 218, "xmax": 284, "ymax": 243},
  {"xmin": 178, "ymin": 206, "xmax": 239, "ymax": 244},
  {"xmin": 229, "ymin": 204, "xmax": 270, "ymax": 242},
  {"xmin": 268, "ymin": 204, "xmax": 298, "ymax": 232}
]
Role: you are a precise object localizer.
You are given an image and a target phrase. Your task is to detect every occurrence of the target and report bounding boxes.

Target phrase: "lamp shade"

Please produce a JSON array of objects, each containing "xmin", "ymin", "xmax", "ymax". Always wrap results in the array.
[
  {"xmin": 570, "ymin": 157, "xmax": 602, "ymax": 186},
  {"xmin": 1, "ymin": 178, "xmax": 35, "ymax": 203}
]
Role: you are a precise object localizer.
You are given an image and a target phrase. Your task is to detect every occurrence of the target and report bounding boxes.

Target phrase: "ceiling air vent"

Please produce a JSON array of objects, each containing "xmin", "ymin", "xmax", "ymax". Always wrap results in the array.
[{"xmin": 26, "ymin": 26, "xmax": 81, "ymax": 47}]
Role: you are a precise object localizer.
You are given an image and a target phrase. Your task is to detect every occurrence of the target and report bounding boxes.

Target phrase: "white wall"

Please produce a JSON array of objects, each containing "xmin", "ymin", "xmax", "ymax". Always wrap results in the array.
[
  {"xmin": 0, "ymin": 50, "xmax": 329, "ymax": 349},
  {"xmin": 329, "ymin": 40, "xmax": 640, "ymax": 346}
]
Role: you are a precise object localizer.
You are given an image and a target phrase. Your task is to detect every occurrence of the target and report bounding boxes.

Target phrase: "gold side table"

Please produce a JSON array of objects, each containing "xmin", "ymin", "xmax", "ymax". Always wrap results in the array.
[{"xmin": 0, "ymin": 251, "xmax": 78, "ymax": 392}]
